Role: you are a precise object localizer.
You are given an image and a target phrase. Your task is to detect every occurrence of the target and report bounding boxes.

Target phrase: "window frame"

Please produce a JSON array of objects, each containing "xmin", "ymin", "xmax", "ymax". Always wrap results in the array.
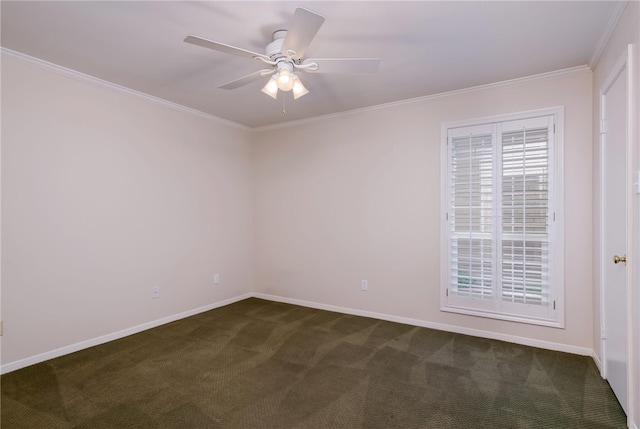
[{"xmin": 440, "ymin": 107, "xmax": 565, "ymax": 328}]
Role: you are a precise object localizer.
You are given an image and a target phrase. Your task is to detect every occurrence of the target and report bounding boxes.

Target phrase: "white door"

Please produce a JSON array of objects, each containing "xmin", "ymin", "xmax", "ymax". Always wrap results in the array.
[{"xmin": 601, "ymin": 51, "xmax": 629, "ymax": 416}]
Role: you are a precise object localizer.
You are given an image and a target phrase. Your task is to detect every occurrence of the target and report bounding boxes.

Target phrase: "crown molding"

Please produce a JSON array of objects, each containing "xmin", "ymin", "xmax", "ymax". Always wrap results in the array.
[
  {"xmin": 589, "ymin": 1, "xmax": 629, "ymax": 69},
  {"xmin": 2, "ymin": 47, "xmax": 591, "ymax": 134},
  {"xmin": 252, "ymin": 65, "xmax": 591, "ymax": 133},
  {"xmin": 1, "ymin": 48, "xmax": 249, "ymax": 131}
]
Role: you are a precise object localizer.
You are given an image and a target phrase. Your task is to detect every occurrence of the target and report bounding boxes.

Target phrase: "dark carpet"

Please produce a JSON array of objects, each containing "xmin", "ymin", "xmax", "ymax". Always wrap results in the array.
[{"xmin": 1, "ymin": 298, "xmax": 627, "ymax": 428}]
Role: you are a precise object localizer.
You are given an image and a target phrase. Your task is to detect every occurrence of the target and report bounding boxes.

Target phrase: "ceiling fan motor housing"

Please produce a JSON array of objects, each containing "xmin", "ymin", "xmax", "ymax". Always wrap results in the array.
[{"xmin": 266, "ymin": 30, "xmax": 291, "ymax": 61}]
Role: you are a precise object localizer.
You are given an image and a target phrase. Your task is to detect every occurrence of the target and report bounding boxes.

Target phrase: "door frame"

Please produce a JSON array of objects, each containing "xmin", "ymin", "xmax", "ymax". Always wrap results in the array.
[{"xmin": 598, "ymin": 44, "xmax": 635, "ymax": 424}]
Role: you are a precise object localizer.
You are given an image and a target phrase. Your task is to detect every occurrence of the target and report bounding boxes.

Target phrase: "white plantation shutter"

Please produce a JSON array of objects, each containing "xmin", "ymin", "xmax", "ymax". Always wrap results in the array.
[
  {"xmin": 442, "ymin": 110, "xmax": 562, "ymax": 327},
  {"xmin": 449, "ymin": 132, "xmax": 494, "ymax": 300},
  {"xmin": 500, "ymin": 125, "xmax": 550, "ymax": 306}
]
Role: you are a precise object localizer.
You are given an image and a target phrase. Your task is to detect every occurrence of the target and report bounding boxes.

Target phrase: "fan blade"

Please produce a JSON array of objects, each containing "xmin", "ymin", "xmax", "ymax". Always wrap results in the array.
[
  {"xmin": 219, "ymin": 69, "xmax": 274, "ymax": 89},
  {"xmin": 302, "ymin": 58, "xmax": 380, "ymax": 74},
  {"xmin": 184, "ymin": 35, "xmax": 270, "ymax": 61},
  {"xmin": 281, "ymin": 8, "xmax": 325, "ymax": 59}
]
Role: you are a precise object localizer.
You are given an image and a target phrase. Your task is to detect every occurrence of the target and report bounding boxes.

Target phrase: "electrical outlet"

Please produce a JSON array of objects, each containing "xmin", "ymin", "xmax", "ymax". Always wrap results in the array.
[
  {"xmin": 214, "ymin": 273, "xmax": 220, "ymax": 284},
  {"xmin": 152, "ymin": 287, "xmax": 160, "ymax": 299},
  {"xmin": 361, "ymin": 280, "xmax": 368, "ymax": 291}
]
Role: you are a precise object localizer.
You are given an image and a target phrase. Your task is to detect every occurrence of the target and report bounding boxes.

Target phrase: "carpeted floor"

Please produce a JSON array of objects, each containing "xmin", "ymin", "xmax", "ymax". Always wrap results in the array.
[{"xmin": 1, "ymin": 298, "xmax": 627, "ymax": 428}]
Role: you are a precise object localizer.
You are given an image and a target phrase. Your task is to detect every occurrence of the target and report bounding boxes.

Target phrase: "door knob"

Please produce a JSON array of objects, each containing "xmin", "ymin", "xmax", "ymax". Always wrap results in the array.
[{"xmin": 613, "ymin": 255, "xmax": 627, "ymax": 264}]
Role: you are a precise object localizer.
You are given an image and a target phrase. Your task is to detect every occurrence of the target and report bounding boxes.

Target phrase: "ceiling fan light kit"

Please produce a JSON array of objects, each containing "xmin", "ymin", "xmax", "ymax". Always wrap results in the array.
[
  {"xmin": 259, "ymin": 70, "xmax": 303, "ymax": 99},
  {"xmin": 275, "ymin": 62, "xmax": 294, "ymax": 91},
  {"xmin": 292, "ymin": 75, "xmax": 309, "ymax": 100},
  {"xmin": 184, "ymin": 7, "xmax": 379, "ymax": 103},
  {"xmin": 261, "ymin": 76, "xmax": 279, "ymax": 99}
]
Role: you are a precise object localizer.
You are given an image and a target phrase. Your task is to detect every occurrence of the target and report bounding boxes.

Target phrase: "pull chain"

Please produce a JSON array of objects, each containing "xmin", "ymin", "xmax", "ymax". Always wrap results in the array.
[{"xmin": 282, "ymin": 94, "xmax": 286, "ymax": 116}]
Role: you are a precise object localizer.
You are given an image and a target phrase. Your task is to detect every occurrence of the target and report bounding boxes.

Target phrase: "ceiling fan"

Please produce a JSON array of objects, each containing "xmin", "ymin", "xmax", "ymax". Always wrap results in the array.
[{"xmin": 184, "ymin": 7, "xmax": 380, "ymax": 100}]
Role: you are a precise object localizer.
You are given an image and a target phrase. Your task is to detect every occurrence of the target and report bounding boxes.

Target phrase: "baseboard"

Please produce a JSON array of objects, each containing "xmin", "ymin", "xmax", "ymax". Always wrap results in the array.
[
  {"xmin": 253, "ymin": 293, "xmax": 594, "ymax": 357},
  {"xmin": 591, "ymin": 349, "xmax": 604, "ymax": 376},
  {"xmin": 1, "ymin": 291, "xmax": 597, "ymax": 374},
  {"xmin": 0, "ymin": 293, "xmax": 252, "ymax": 374}
]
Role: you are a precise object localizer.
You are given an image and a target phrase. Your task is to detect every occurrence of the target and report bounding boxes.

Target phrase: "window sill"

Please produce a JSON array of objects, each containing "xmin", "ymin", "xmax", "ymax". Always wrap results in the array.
[{"xmin": 441, "ymin": 304, "xmax": 564, "ymax": 329}]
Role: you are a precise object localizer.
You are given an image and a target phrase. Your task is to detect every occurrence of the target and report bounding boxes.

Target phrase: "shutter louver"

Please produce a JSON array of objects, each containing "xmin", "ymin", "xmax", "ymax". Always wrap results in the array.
[
  {"xmin": 501, "ymin": 127, "xmax": 550, "ymax": 305},
  {"xmin": 450, "ymin": 133, "xmax": 494, "ymax": 299}
]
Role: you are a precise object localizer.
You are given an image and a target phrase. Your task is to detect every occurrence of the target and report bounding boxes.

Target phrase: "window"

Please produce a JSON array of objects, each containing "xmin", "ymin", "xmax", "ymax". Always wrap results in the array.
[{"xmin": 441, "ymin": 107, "xmax": 564, "ymax": 327}]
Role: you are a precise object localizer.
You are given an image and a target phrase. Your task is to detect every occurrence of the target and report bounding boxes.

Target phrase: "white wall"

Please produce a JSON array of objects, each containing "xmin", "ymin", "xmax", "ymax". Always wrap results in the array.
[
  {"xmin": 1, "ymin": 22, "xmax": 631, "ymax": 422},
  {"xmin": 591, "ymin": 2, "xmax": 640, "ymax": 427},
  {"xmin": 253, "ymin": 69, "xmax": 594, "ymax": 352},
  {"xmin": 1, "ymin": 53, "xmax": 254, "ymax": 367},
  {"xmin": 4, "ymin": 27, "xmax": 632, "ymax": 421},
  {"xmin": 0, "ymin": 48, "xmax": 602, "ymax": 383}
]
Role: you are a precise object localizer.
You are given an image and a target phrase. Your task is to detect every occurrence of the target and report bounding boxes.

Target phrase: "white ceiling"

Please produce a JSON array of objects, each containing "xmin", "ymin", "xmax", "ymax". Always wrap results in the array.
[{"xmin": 1, "ymin": 1, "xmax": 623, "ymax": 128}]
